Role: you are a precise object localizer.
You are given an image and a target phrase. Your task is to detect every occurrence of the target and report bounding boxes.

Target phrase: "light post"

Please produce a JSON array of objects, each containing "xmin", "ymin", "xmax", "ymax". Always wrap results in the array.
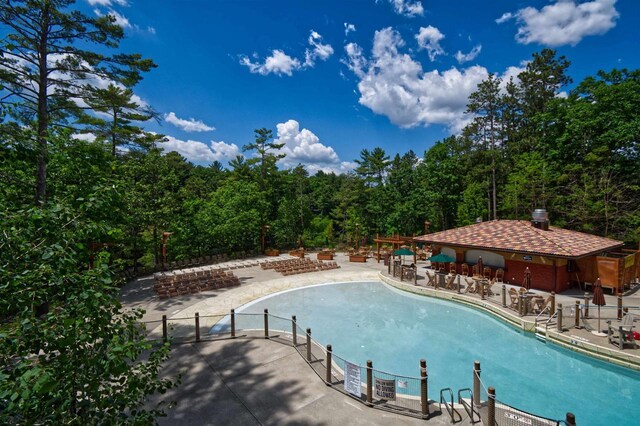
[
  {"xmin": 355, "ymin": 223, "xmax": 359, "ymax": 251},
  {"xmin": 260, "ymin": 225, "xmax": 270, "ymax": 254},
  {"xmin": 161, "ymin": 232, "xmax": 173, "ymax": 268}
]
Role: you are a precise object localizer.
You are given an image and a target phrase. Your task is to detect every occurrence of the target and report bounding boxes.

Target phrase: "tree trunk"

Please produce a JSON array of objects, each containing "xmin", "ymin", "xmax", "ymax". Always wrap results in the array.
[{"xmin": 35, "ymin": 4, "xmax": 51, "ymax": 205}]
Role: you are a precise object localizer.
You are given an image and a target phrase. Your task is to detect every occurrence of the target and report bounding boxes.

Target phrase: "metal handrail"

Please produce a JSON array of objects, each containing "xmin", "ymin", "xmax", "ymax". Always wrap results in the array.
[
  {"xmin": 544, "ymin": 310, "xmax": 559, "ymax": 336},
  {"xmin": 534, "ymin": 305, "xmax": 551, "ymax": 328},
  {"xmin": 457, "ymin": 388, "xmax": 480, "ymax": 423},
  {"xmin": 439, "ymin": 387, "xmax": 461, "ymax": 423}
]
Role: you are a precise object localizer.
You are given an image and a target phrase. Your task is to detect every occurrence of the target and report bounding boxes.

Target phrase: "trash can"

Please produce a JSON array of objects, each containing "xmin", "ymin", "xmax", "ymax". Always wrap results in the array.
[{"xmin": 384, "ymin": 253, "xmax": 390, "ymax": 266}]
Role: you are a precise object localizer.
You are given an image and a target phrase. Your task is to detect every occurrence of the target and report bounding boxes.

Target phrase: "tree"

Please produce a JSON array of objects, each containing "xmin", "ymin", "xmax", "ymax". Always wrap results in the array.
[
  {"xmin": 354, "ymin": 147, "xmax": 389, "ymax": 186},
  {"xmin": 78, "ymin": 84, "xmax": 162, "ymax": 156},
  {"xmin": 0, "ymin": 190, "xmax": 177, "ymax": 423},
  {"xmin": 242, "ymin": 128, "xmax": 285, "ymax": 190},
  {"xmin": 466, "ymin": 73, "xmax": 504, "ymax": 220},
  {"xmin": 0, "ymin": 0, "xmax": 155, "ymax": 204}
]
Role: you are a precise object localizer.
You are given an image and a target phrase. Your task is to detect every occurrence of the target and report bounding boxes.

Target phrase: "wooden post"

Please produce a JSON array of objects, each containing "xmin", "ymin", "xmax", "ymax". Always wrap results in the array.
[
  {"xmin": 566, "ymin": 412, "xmax": 577, "ymax": 426},
  {"xmin": 501, "ymin": 285, "xmax": 506, "ymax": 307},
  {"xmin": 457, "ymin": 275, "xmax": 461, "ymax": 294},
  {"xmin": 557, "ymin": 303, "xmax": 563, "ymax": 332},
  {"xmin": 519, "ymin": 295, "xmax": 525, "ymax": 316},
  {"xmin": 306, "ymin": 328, "xmax": 312, "ymax": 362},
  {"xmin": 575, "ymin": 301, "xmax": 580, "ymax": 328},
  {"xmin": 480, "ymin": 280, "xmax": 485, "ymax": 300},
  {"xmin": 617, "ymin": 295, "xmax": 623, "ymax": 320},
  {"xmin": 162, "ymin": 314, "xmax": 168, "ymax": 342},
  {"xmin": 584, "ymin": 295, "xmax": 589, "ymax": 318},
  {"xmin": 326, "ymin": 344, "xmax": 332, "ymax": 385},
  {"xmin": 230, "ymin": 309, "xmax": 236, "ymax": 338},
  {"xmin": 473, "ymin": 361, "xmax": 481, "ymax": 408},
  {"xmin": 292, "ymin": 315, "xmax": 297, "ymax": 346},
  {"xmin": 420, "ymin": 359, "xmax": 429, "ymax": 418},
  {"xmin": 550, "ymin": 292, "xmax": 556, "ymax": 316},
  {"xmin": 195, "ymin": 312, "xmax": 200, "ymax": 342},
  {"xmin": 488, "ymin": 387, "xmax": 496, "ymax": 426},
  {"xmin": 264, "ymin": 309, "xmax": 269, "ymax": 339},
  {"xmin": 366, "ymin": 360, "xmax": 373, "ymax": 406}
]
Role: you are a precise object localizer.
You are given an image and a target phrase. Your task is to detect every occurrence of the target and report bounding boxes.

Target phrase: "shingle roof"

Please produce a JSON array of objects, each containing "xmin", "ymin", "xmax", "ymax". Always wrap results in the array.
[{"xmin": 414, "ymin": 220, "xmax": 623, "ymax": 259}]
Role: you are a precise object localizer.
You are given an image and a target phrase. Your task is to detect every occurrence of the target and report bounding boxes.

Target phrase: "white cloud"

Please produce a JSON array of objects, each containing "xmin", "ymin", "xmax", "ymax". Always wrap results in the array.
[
  {"xmin": 240, "ymin": 50, "xmax": 301, "ymax": 76},
  {"xmin": 304, "ymin": 31, "xmax": 334, "ymax": 67},
  {"xmin": 158, "ymin": 135, "xmax": 240, "ymax": 164},
  {"xmin": 71, "ymin": 132, "xmax": 97, "ymax": 142},
  {"xmin": 93, "ymin": 8, "xmax": 132, "ymax": 29},
  {"xmin": 344, "ymin": 27, "xmax": 490, "ymax": 132},
  {"xmin": 274, "ymin": 119, "xmax": 354, "ymax": 174},
  {"xmin": 147, "ymin": 26, "xmax": 156, "ymax": 35},
  {"xmin": 495, "ymin": 12, "xmax": 513, "ymax": 24},
  {"xmin": 498, "ymin": 0, "xmax": 619, "ymax": 46},
  {"xmin": 388, "ymin": 0, "xmax": 424, "ymax": 17},
  {"xmin": 87, "ymin": 0, "xmax": 128, "ymax": 6},
  {"xmin": 416, "ymin": 26, "xmax": 446, "ymax": 61},
  {"xmin": 240, "ymin": 31, "xmax": 333, "ymax": 76},
  {"xmin": 344, "ymin": 23, "xmax": 356, "ymax": 36},
  {"xmin": 454, "ymin": 45, "xmax": 482, "ymax": 64},
  {"xmin": 165, "ymin": 112, "xmax": 215, "ymax": 132}
]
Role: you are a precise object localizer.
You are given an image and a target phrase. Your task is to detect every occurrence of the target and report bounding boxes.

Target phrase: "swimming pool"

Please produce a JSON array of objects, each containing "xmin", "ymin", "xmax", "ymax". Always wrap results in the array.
[{"xmin": 223, "ymin": 281, "xmax": 640, "ymax": 425}]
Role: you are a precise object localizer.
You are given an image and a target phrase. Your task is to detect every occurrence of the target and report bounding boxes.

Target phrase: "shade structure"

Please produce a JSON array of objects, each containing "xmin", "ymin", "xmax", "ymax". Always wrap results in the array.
[
  {"xmin": 523, "ymin": 267, "xmax": 532, "ymax": 291},
  {"xmin": 591, "ymin": 278, "xmax": 606, "ymax": 335},
  {"xmin": 427, "ymin": 253, "xmax": 456, "ymax": 263},
  {"xmin": 394, "ymin": 248, "xmax": 415, "ymax": 256}
]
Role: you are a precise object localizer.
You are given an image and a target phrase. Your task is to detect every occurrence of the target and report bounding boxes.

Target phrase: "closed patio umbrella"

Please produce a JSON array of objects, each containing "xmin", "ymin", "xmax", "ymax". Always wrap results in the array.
[
  {"xmin": 591, "ymin": 278, "xmax": 606, "ymax": 336},
  {"xmin": 477, "ymin": 256, "xmax": 484, "ymax": 277},
  {"xmin": 523, "ymin": 267, "xmax": 532, "ymax": 291}
]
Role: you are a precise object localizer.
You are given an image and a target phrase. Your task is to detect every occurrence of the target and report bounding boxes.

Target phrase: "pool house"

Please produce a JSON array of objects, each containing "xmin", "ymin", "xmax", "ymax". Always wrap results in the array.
[{"xmin": 414, "ymin": 210, "xmax": 639, "ymax": 294}]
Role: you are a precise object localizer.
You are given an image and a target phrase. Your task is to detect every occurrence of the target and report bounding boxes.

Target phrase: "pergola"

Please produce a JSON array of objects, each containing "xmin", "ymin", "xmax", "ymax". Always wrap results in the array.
[{"xmin": 373, "ymin": 234, "xmax": 417, "ymax": 264}]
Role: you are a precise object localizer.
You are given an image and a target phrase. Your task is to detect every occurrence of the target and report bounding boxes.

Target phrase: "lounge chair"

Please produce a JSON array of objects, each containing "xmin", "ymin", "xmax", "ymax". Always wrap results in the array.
[
  {"xmin": 483, "ymin": 267, "xmax": 492, "ymax": 280},
  {"xmin": 495, "ymin": 268, "xmax": 504, "ymax": 283},
  {"xmin": 607, "ymin": 314, "xmax": 636, "ymax": 349}
]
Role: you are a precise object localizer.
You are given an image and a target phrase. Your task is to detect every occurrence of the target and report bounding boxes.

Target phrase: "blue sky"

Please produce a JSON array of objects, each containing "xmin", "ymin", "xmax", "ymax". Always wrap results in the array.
[{"xmin": 81, "ymin": 0, "xmax": 638, "ymax": 173}]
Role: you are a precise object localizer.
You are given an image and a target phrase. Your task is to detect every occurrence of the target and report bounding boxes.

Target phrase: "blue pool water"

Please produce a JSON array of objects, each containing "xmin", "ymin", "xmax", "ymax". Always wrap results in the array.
[{"xmin": 224, "ymin": 281, "xmax": 640, "ymax": 425}]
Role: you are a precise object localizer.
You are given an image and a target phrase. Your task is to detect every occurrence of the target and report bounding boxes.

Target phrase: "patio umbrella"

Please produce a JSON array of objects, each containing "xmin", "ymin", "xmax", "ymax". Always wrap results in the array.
[
  {"xmin": 477, "ymin": 256, "xmax": 484, "ymax": 277},
  {"xmin": 523, "ymin": 267, "xmax": 532, "ymax": 291},
  {"xmin": 427, "ymin": 253, "xmax": 456, "ymax": 271},
  {"xmin": 591, "ymin": 278, "xmax": 606, "ymax": 336},
  {"xmin": 394, "ymin": 247, "xmax": 415, "ymax": 265}
]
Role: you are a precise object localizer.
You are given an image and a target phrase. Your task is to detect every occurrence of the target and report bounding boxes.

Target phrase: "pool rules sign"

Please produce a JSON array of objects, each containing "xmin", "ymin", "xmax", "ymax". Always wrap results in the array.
[
  {"xmin": 375, "ymin": 378, "xmax": 396, "ymax": 401},
  {"xmin": 344, "ymin": 361, "xmax": 361, "ymax": 397}
]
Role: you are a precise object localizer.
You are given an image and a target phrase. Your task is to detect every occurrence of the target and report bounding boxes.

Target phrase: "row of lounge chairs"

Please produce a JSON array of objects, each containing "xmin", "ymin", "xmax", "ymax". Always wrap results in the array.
[
  {"xmin": 153, "ymin": 269, "xmax": 240, "ymax": 299},
  {"xmin": 164, "ymin": 251, "xmax": 257, "ymax": 271},
  {"xmin": 262, "ymin": 258, "xmax": 340, "ymax": 276}
]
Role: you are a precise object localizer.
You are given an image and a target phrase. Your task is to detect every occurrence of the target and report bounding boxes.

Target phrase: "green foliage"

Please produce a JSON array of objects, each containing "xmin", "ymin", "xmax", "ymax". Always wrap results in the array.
[{"xmin": 0, "ymin": 195, "xmax": 176, "ymax": 424}]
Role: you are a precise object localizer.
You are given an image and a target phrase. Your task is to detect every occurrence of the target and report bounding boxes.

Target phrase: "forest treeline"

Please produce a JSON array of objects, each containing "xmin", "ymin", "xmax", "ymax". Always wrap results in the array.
[{"xmin": 1, "ymin": 1, "xmax": 638, "ymax": 422}]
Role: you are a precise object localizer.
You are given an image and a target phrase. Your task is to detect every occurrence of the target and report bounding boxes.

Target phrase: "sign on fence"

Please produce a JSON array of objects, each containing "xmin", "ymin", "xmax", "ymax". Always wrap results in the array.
[
  {"xmin": 344, "ymin": 361, "xmax": 361, "ymax": 397},
  {"xmin": 375, "ymin": 378, "xmax": 396, "ymax": 401}
]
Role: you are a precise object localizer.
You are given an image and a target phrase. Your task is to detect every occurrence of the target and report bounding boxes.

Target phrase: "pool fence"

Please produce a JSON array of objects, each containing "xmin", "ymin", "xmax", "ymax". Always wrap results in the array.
[{"xmin": 143, "ymin": 310, "xmax": 580, "ymax": 424}]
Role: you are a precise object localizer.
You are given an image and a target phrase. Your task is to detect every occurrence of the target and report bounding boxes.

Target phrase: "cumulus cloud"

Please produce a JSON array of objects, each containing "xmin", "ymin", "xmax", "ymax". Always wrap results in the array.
[
  {"xmin": 388, "ymin": 0, "xmax": 424, "ymax": 17},
  {"xmin": 274, "ymin": 119, "xmax": 355, "ymax": 174},
  {"xmin": 415, "ymin": 26, "xmax": 446, "ymax": 61},
  {"xmin": 344, "ymin": 23, "xmax": 356, "ymax": 36},
  {"xmin": 165, "ymin": 112, "xmax": 215, "ymax": 132},
  {"xmin": 497, "ymin": 0, "xmax": 619, "ymax": 46},
  {"xmin": 158, "ymin": 135, "xmax": 240, "ymax": 164},
  {"xmin": 454, "ymin": 45, "xmax": 482, "ymax": 64},
  {"xmin": 240, "ymin": 30, "xmax": 333, "ymax": 76},
  {"xmin": 304, "ymin": 31, "xmax": 334, "ymax": 67},
  {"xmin": 344, "ymin": 27, "xmax": 491, "ymax": 132}
]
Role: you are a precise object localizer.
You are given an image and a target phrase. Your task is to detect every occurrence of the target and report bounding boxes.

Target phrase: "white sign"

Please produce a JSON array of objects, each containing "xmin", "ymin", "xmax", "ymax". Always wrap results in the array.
[{"xmin": 344, "ymin": 361, "xmax": 361, "ymax": 397}]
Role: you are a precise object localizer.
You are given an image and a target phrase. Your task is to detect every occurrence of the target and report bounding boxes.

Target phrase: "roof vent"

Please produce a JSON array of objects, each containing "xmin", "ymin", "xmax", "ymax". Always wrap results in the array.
[{"xmin": 531, "ymin": 209, "xmax": 549, "ymax": 231}]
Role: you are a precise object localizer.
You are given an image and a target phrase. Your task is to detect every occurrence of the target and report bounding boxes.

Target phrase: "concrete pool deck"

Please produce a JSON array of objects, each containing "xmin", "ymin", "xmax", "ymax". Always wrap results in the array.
[{"xmin": 120, "ymin": 252, "xmax": 639, "ymax": 424}]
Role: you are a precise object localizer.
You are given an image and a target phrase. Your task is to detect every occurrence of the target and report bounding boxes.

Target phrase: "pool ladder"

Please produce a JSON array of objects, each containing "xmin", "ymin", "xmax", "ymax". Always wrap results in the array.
[
  {"xmin": 439, "ymin": 388, "xmax": 463, "ymax": 423},
  {"xmin": 534, "ymin": 306, "xmax": 556, "ymax": 342}
]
